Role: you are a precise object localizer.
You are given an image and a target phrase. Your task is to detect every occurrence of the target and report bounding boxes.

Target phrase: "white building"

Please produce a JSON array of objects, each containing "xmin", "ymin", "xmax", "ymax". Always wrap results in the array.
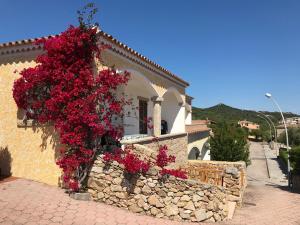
[{"xmin": 0, "ymin": 29, "xmax": 210, "ymax": 185}]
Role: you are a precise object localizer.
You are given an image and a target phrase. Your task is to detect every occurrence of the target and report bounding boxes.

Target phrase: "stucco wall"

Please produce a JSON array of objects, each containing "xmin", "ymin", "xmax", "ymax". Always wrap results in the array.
[
  {"xmin": 185, "ymin": 111, "xmax": 192, "ymax": 125},
  {"xmin": 123, "ymin": 87, "xmax": 153, "ymax": 135},
  {"xmin": 0, "ymin": 52, "xmax": 62, "ymax": 185},
  {"xmin": 122, "ymin": 75, "xmax": 155, "ymax": 136},
  {"xmin": 161, "ymin": 92, "xmax": 185, "ymax": 134}
]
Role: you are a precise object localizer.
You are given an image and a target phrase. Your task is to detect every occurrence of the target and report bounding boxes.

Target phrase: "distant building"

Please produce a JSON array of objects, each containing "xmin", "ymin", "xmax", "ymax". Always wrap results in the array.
[
  {"xmin": 280, "ymin": 117, "xmax": 300, "ymax": 126},
  {"xmin": 238, "ymin": 120, "xmax": 260, "ymax": 131}
]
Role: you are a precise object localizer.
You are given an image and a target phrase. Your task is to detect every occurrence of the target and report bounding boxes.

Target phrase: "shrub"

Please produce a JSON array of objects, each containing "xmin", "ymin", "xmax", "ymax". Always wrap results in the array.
[
  {"xmin": 210, "ymin": 122, "xmax": 250, "ymax": 165},
  {"xmin": 279, "ymin": 147, "xmax": 300, "ymax": 175},
  {"xmin": 278, "ymin": 127, "xmax": 300, "ymax": 147},
  {"xmin": 279, "ymin": 149, "xmax": 288, "ymax": 166},
  {"xmin": 290, "ymin": 146, "xmax": 300, "ymax": 175}
]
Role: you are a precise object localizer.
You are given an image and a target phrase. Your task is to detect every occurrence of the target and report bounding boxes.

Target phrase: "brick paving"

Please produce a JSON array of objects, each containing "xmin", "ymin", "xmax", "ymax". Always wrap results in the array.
[
  {"xmin": 0, "ymin": 179, "xmax": 206, "ymax": 225},
  {"xmin": 223, "ymin": 182, "xmax": 300, "ymax": 225},
  {"xmin": 225, "ymin": 142, "xmax": 300, "ymax": 225},
  {"xmin": 0, "ymin": 142, "xmax": 299, "ymax": 225}
]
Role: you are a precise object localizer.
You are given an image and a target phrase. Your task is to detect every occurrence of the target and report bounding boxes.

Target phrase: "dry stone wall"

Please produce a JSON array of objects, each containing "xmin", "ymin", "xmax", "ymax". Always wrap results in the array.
[
  {"xmin": 121, "ymin": 133, "xmax": 188, "ymax": 167},
  {"xmin": 183, "ymin": 161, "xmax": 247, "ymax": 205},
  {"xmin": 88, "ymin": 156, "xmax": 229, "ymax": 223}
]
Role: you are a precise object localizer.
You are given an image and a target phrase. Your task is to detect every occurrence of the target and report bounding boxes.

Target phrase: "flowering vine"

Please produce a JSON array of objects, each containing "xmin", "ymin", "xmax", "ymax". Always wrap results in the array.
[
  {"xmin": 103, "ymin": 145, "xmax": 150, "ymax": 175},
  {"xmin": 13, "ymin": 9, "xmax": 130, "ymax": 190},
  {"xmin": 156, "ymin": 144, "xmax": 188, "ymax": 179},
  {"xmin": 13, "ymin": 4, "xmax": 186, "ymax": 191},
  {"xmin": 103, "ymin": 118, "xmax": 187, "ymax": 180}
]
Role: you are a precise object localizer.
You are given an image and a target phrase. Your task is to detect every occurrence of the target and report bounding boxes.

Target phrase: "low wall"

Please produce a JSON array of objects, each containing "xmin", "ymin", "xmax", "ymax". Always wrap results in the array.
[
  {"xmin": 88, "ymin": 156, "xmax": 229, "ymax": 222},
  {"xmin": 182, "ymin": 161, "xmax": 247, "ymax": 205},
  {"xmin": 121, "ymin": 133, "xmax": 188, "ymax": 166}
]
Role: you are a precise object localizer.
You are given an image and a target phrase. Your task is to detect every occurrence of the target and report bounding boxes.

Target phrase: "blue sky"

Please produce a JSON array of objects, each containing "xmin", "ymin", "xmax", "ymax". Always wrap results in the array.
[{"xmin": 1, "ymin": 0, "xmax": 300, "ymax": 113}]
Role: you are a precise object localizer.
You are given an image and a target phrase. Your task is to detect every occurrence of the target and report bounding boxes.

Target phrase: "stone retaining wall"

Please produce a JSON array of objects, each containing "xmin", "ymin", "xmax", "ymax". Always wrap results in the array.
[
  {"xmin": 87, "ymin": 156, "xmax": 229, "ymax": 223},
  {"xmin": 121, "ymin": 133, "xmax": 188, "ymax": 167},
  {"xmin": 182, "ymin": 161, "xmax": 247, "ymax": 205}
]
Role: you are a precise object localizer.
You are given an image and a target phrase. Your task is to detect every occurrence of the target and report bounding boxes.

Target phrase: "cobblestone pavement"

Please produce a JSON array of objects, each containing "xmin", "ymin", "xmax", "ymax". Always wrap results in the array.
[{"xmin": 0, "ymin": 143, "xmax": 299, "ymax": 225}]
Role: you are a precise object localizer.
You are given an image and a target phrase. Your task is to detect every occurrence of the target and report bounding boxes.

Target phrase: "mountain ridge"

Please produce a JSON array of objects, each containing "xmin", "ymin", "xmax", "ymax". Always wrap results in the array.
[{"xmin": 192, "ymin": 103, "xmax": 299, "ymax": 125}]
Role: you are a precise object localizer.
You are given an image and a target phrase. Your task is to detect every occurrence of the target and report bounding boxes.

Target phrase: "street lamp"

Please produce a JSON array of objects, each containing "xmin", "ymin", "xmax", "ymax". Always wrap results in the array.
[
  {"xmin": 257, "ymin": 111, "xmax": 279, "ymax": 153},
  {"xmin": 257, "ymin": 114, "xmax": 273, "ymax": 142},
  {"xmin": 265, "ymin": 93, "xmax": 291, "ymax": 187},
  {"xmin": 265, "ymin": 114, "xmax": 279, "ymax": 154},
  {"xmin": 265, "ymin": 114, "xmax": 278, "ymax": 142}
]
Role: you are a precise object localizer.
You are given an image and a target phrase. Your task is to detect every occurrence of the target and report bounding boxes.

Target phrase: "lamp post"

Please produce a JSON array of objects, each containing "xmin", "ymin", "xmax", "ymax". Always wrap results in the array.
[
  {"xmin": 265, "ymin": 93, "xmax": 291, "ymax": 187},
  {"xmin": 265, "ymin": 114, "xmax": 279, "ymax": 155},
  {"xmin": 265, "ymin": 114, "xmax": 278, "ymax": 142},
  {"xmin": 257, "ymin": 114, "xmax": 273, "ymax": 142},
  {"xmin": 257, "ymin": 111, "xmax": 278, "ymax": 153}
]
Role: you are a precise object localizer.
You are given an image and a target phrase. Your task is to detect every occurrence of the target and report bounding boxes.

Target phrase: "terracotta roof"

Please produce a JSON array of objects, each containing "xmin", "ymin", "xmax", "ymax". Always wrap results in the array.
[
  {"xmin": 0, "ymin": 30, "xmax": 189, "ymax": 87},
  {"xmin": 186, "ymin": 124, "xmax": 211, "ymax": 134}
]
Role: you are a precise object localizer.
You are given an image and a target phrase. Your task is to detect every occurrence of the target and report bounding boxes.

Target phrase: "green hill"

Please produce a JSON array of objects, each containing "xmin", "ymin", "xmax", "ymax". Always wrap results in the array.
[{"xmin": 192, "ymin": 103, "xmax": 299, "ymax": 125}]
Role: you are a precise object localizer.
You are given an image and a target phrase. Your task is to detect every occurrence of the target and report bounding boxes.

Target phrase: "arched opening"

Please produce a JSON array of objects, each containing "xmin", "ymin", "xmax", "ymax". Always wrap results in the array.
[
  {"xmin": 161, "ymin": 87, "xmax": 185, "ymax": 134},
  {"xmin": 188, "ymin": 147, "xmax": 200, "ymax": 160},
  {"xmin": 120, "ymin": 69, "xmax": 158, "ymax": 137}
]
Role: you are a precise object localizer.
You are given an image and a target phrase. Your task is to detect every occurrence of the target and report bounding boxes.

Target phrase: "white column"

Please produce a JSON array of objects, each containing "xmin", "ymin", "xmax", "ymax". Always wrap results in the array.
[{"xmin": 151, "ymin": 96, "xmax": 163, "ymax": 137}]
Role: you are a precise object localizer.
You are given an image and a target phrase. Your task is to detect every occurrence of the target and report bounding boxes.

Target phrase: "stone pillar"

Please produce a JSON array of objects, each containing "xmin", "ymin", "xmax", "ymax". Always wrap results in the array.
[{"xmin": 151, "ymin": 96, "xmax": 163, "ymax": 137}]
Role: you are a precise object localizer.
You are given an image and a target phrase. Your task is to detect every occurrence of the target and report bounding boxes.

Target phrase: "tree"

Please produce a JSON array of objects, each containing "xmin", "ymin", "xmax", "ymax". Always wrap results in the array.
[
  {"xmin": 278, "ymin": 127, "xmax": 300, "ymax": 147},
  {"xmin": 210, "ymin": 122, "xmax": 250, "ymax": 165}
]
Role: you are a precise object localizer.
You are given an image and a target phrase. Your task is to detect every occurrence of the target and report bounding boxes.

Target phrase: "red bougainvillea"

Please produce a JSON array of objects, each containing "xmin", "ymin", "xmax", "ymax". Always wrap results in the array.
[
  {"xmin": 13, "ymin": 24, "xmax": 129, "ymax": 191},
  {"xmin": 13, "ymin": 5, "xmax": 186, "ymax": 191},
  {"xmin": 156, "ymin": 145, "xmax": 176, "ymax": 168},
  {"xmin": 156, "ymin": 144, "xmax": 188, "ymax": 179},
  {"xmin": 160, "ymin": 169, "xmax": 187, "ymax": 179},
  {"xmin": 103, "ymin": 146, "xmax": 150, "ymax": 175},
  {"xmin": 103, "ymin": 143, "xmax": 187, "ymax": 179}
]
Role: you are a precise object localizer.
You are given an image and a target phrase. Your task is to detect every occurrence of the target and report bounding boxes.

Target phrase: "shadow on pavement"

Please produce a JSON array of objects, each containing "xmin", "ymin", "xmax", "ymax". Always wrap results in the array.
[
  {"xmin": 273, "ymin": 156, "xmax": 288, "ymax": 174},
  {"xmin": 265, "ymin": 183, "xmax": 300, "ymax": 194}
]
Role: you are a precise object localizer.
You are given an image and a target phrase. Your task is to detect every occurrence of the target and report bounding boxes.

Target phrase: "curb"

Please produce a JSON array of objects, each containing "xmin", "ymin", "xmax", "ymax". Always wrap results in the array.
[{"xmin": 263, "ymin": 145, "xmax": 271, "ymax": 179}]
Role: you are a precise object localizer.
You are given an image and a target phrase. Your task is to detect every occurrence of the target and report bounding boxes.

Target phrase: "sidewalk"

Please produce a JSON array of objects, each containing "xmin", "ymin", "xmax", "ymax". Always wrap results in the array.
[{"xmin": 262, "ymin": 143, "xmax": 288, "ymax": 185}]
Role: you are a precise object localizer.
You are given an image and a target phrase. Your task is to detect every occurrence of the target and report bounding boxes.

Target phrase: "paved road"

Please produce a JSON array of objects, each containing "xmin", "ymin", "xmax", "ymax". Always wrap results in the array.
[
  {"xmin": 0, "ymin": 142, "xmax": 299, "ymax": 225},
  {"xmin": 247, "ymin": 142, "xmax": 270, "ymax": 184},
  {"xmin": 224, "ymin": 142, "xmax": 300, "ymax": 225}
]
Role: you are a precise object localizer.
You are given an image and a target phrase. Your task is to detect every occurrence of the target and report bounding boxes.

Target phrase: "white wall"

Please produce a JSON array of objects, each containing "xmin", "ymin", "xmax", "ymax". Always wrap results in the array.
[
  {"xmin": 185, "ymin": 111, "xmax": 192, "ymax": 125},
  {"xmin": 123, "ymin": 84, "xmax": 153, "ymax": 136},
  {"xmin": 161, "ymin": 92, "xmax": 185, "ymax": 134}
]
